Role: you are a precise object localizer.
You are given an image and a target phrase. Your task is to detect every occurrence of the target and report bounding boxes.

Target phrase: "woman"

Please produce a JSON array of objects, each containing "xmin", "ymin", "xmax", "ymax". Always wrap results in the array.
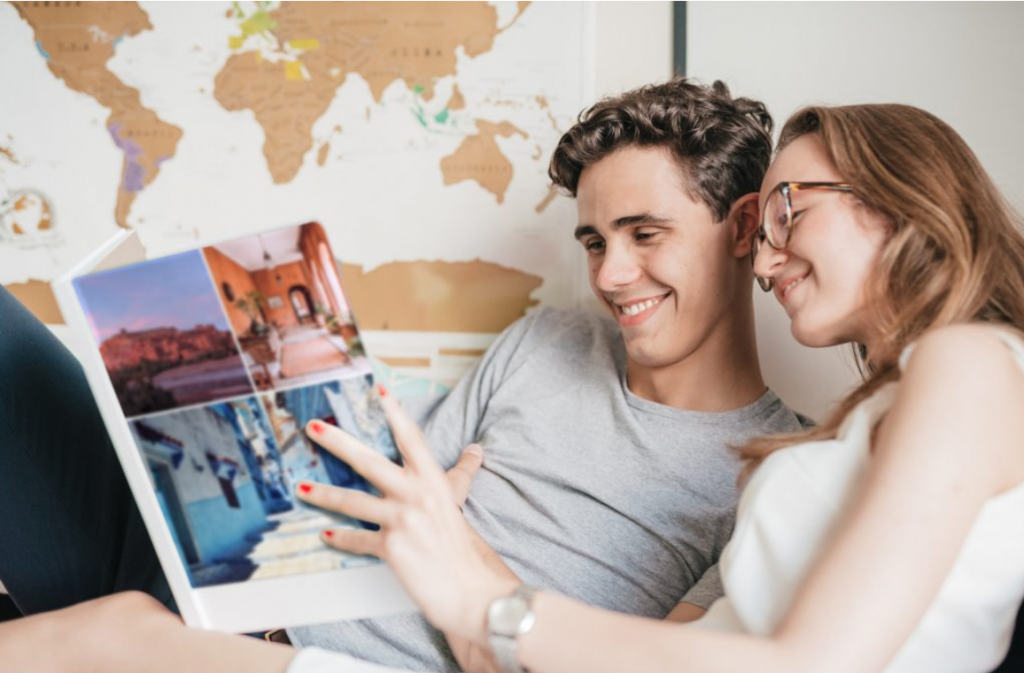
[{"xmin": 9, "ymin": 102, "xmax": 1024, "ymax": 673}]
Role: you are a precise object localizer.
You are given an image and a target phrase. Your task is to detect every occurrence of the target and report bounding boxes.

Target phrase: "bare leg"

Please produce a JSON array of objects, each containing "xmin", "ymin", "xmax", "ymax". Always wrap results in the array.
[{"xmin": 0, "ymin": 592, "xmax": 296, "ymax": 673}]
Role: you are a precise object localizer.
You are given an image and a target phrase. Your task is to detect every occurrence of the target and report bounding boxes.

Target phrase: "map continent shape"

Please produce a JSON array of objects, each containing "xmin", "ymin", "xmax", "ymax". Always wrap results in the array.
[
  {"xmin": 13, "ymin": 1, "xmax": 182, "ymax": 229},
  {"xmin": 340, "ymin": 259, "xmax": 541, "ymax": 333},
  {"xmin": 440, "ymin": 120, "xmax": 528, "ymax": 204},
  {"xmin": 215, "ymin": 1, "xmax": 504, "ymax": 185}
]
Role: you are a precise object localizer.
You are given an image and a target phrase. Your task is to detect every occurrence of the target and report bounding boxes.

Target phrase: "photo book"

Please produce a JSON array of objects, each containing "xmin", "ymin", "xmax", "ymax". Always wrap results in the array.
[{"xmin": 53, "ymin": 223, "xmax": 417, "ymax": 633}]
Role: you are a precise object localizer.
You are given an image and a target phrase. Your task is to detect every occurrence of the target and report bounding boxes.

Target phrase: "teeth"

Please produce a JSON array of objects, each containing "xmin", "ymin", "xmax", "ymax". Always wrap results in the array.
[
  {"xmin": 620, "ymin": 296, "xmax": 662, "ymax": 317},
  {"xmin": 783, "ymin": 276, "xmax": 806, "ymax": 297}
]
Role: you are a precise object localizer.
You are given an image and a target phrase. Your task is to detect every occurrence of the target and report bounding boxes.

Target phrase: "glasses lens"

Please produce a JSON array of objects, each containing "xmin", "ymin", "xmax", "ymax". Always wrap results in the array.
[{"xmin": 765, "ymin": 188, "xmax": 790, "ymax": 249}]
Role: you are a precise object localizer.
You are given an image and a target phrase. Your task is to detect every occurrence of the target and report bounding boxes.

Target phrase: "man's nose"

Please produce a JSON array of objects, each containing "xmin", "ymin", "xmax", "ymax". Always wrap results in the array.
[
  {"xmin": 595, "ymin": 243, "xmax": 642, "ymax": 291},
  {"xmin": 753, "ymin": 241, "xmax": 788, "ymax": 283}
]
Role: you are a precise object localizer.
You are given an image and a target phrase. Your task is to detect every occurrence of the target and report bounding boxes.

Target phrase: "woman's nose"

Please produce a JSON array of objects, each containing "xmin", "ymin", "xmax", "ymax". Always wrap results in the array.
[{"xmin": 753, "ymin": 239, "xmax": 788, "ymax": 283}]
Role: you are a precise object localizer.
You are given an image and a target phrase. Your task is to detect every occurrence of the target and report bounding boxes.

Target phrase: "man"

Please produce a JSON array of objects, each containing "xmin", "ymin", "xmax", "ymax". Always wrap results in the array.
[{"xmin": 285, "ymin": 77, "xmax": 803, "ymax": 671}]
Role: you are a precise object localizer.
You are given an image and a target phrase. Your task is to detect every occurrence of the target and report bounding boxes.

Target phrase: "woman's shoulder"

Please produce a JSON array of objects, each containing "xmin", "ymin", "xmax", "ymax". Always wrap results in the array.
[
  {"xmin": 894, "ymin": 322, "xmax": 1024, "ymax": 491},
  {"xmin": 898, "ymin": 323, "xmax": 1024, "ymax": 410},
  {"xmin": 900, "ymin": 322, "xmax": 1024, "ymax": 380},
  {"xmin": 911, "ymin": 321, "xmax": 1022, "ymax": 347}
]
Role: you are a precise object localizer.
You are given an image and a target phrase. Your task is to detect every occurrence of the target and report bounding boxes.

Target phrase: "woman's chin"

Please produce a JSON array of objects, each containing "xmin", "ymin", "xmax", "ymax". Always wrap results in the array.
[{"xmin": 789, "ymin": 319, "xmax": 845, "ymax": 349}]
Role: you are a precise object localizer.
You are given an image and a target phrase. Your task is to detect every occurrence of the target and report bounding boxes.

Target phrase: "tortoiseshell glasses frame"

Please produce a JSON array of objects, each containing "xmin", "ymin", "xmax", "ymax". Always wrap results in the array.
[{"xmin": 752, "ymin": 181, "xmax": 854, "ymax": 292}]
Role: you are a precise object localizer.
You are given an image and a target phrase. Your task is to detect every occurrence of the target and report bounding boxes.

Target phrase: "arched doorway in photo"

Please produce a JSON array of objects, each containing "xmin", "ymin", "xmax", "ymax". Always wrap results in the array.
[{"xmin": 287, "ymin": 285, "xmax": 315, "ymax": 326}]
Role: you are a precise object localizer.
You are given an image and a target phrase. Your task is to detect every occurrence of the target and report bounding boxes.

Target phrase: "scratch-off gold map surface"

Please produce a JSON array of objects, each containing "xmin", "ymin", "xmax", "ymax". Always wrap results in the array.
[{"xmin": 1, "ymin": 1, "xmax": 588, "ymax": 350}]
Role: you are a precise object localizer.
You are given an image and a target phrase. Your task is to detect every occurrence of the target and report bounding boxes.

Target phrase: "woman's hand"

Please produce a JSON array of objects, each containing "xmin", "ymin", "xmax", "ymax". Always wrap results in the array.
[{"xmin": 295, "ymin": 388, "xmax": 517, "ymax": 641}]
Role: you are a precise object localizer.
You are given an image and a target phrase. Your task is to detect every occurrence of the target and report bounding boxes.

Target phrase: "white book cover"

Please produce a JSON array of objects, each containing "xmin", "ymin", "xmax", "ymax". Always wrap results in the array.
[{"xmin": 52, "ymin": 222, "xmax": 416, "ymax": 633}]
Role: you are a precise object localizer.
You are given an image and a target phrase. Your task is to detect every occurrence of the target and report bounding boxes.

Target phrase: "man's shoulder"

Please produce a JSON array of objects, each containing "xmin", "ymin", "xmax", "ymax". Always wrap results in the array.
[
  {"xmin": 500, "ymin": 306, "xmax": 619, "ymax": 349},
  {"xmin": 756, "ymin": 391, "xmax": 812, "ymax": 435},
  {"xmin": 482, "ymin": 306, "xmax": 622, "ymax": 378}
]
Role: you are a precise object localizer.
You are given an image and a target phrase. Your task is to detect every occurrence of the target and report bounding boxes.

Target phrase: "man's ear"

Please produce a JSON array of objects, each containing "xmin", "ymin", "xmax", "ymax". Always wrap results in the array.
[{"xmin": 726, "ymin": 192, "xmax": 760, "ymax": 259}]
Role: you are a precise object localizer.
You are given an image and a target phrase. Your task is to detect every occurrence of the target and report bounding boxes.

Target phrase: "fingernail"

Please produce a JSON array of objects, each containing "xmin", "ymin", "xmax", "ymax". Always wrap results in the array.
[
  {"xmin": 323, "ymin": 530, "xmax": 334, "ymax": 538},
  {"xmin": 377, "ymin": 384, "xmax": 388, "ymax": 398},
  {"xmin": 310, "ymin": 421, "xmax": 324, "ymax": 434},
  {"xmin": 466, "ymin": 444, "xmax": 482, "ymax": 456},
  {"xmin": 299, "ymin": 483, "xmax": 313, "ymax": 494}
]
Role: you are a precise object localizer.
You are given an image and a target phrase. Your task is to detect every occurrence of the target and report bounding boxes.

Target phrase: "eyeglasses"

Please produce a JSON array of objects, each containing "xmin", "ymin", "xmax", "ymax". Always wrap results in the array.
[{"xmin": 752, "ymin": 181, "xmax": 854, "ymax": 292}]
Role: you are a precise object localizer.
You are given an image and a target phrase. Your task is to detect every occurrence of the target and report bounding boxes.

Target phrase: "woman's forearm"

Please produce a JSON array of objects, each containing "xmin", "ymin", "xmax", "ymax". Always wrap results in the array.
[
  {"xmin": 446, "ymin": 523, "xmax": 521, "ymax": 673},
  {"xmin": 516, "ymin": 592, "xmax": 795, "ymax": 673}
]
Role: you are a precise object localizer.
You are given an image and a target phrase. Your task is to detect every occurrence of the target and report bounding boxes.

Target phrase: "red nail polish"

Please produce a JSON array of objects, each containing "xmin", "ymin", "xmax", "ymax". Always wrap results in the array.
[
  {"xmin": 299, "ymin": 483, "xmax": 312, "ymax": 494},
  {"xmin": 377, "ymin": 384, "xmax": 388, "ymax": 397},
  {"xmin": 323, "ymin": 530, "xmax": 334, "ymax": 538},
  {"xmin": 310, "ymin": 421, "xmax": 324, "ymax": 434}
]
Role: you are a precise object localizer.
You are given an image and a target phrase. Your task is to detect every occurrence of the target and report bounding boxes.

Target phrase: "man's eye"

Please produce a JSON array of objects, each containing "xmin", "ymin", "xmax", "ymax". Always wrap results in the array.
[
  {"xmin": 635, "ymin": 230, "xmax": 658, "ymax": 242},
  {"xmin": 584, "ymin": 239, "xmax": 605, "ymax": 254}
]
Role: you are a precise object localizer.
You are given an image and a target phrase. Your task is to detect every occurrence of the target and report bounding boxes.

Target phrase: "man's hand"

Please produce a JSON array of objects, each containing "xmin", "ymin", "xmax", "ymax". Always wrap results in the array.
[
  {"xmin": 446, "ymin": 444, "xmax": 483, "ymax": 507},
  {"xmin": 665, "ymin": 602, "xmax": 707, "ymax": 623}
]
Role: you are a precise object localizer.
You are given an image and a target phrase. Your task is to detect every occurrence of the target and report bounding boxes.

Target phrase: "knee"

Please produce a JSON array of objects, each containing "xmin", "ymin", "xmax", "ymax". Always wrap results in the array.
[
  {"xmin": 65, "ymin": 592, "xmax": 176, "ymax": 657},
  {"xmin": 91, "ymin": 591, "xmax": 172, "ymax": 631},
  {"xmin": 2, "ymin": 592, "xmax": 174, "ymax": 672}
]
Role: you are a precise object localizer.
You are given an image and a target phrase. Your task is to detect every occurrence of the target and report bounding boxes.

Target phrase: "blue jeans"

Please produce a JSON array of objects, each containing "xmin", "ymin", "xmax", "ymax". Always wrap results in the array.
[{"xmin": 0, "ymin": 286, "xmax": 172, "ymax": 615}]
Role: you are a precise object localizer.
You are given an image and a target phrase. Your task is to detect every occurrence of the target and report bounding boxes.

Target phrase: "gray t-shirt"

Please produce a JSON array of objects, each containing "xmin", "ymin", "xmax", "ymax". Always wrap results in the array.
[{"xmin": 288, "ymin": 308, "xmax": 803, "ymax": 671}]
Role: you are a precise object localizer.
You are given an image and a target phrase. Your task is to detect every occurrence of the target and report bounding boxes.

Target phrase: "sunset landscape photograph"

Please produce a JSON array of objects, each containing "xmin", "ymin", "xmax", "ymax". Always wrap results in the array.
[{"xmin": 74, "ymin": 250, "xmax": 254, "ymax": 417}]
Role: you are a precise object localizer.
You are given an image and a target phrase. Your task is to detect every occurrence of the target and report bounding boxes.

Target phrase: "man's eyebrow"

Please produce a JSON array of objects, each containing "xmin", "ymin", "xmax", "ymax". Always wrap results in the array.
[
  {"xmin": 574, "ymin": 224, "xmax": 597, "ymax": 240},
  {"xmin": 574, "ymin": 213, "xmax": 673, "ymax": 240},
  {"xmin": 611, "ymin": 213, "xmax": 673, "ymax": 229}
]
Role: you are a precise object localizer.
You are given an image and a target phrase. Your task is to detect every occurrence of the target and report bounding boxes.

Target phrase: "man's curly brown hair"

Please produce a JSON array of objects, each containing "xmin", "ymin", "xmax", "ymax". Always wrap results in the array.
[{"xmin": 549, "ymin": 77, "xmax": 774, "ymax": 222}]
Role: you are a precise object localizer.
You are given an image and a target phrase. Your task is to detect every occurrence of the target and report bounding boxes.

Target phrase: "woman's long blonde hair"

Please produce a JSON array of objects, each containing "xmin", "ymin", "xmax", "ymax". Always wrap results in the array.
[{"xmin": 739, "ymin": 104, "xmax": 1024, "ymax": 477}]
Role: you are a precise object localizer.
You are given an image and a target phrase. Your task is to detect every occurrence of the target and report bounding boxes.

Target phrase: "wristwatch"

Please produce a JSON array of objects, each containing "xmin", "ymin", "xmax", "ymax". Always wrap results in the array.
[{"xmin": 486, "ymin": 584, "xmax": 537, "ymax": 673}]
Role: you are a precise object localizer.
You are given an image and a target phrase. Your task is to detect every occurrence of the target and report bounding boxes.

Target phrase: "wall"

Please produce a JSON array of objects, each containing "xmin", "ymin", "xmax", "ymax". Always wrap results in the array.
[
  {"xmin": 299, "ymin": 221, "xmax": 350, "ymax": 322},
  {"xmin": 252, "ymin": 261, "xmax": 313, "ymax": 329},
  {"xmin": 206, "ymin": 236, "xmax": 331, "ymax": 333},
  {"xmin": 135, "ymin": 405, "xmax": 267, "ymax": 565},
  {"xmin": 32, "ymin": 2, "xmax": 1023, "ymax": 422},
  {"xmin": 687, "ymin": 1, "xmax": 1024, "ymax": 419},
  {"xmin": 202, "ymin": 247, "xmax": 260, "ymax": 336},
  {"xmin": 594, "ymin": 2, "xmax": 673, "ymax": 99}
]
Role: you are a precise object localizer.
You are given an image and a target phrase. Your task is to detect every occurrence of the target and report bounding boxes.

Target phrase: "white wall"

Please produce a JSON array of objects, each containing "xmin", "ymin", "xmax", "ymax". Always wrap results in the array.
[
  {"xmin": 595, "ymin": 2, "xmax": 674, "ymax": 98},
  {"xmin": 688, "ymin": 1, "xmax": 1024, "ymax": 419}
]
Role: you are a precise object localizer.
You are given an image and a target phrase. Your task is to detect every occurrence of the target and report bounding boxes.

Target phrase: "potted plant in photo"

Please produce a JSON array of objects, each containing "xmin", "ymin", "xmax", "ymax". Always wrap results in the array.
[
  {"xmin": 345, "ymin": 333, "xmax": 366, "ymax": 358},
  {"xmin": 235, "ymin": 291, "xmax": 269, "ymax": 336},
  {"xmin": 337, "ymin": 309, "xmax": 359, "ymax": 342}
]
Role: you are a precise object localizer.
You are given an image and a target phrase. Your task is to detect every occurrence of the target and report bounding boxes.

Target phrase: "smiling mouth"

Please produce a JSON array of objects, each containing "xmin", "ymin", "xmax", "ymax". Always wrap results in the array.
[
  {"xmin": 614, "ymin": 293, "xmax": 670, "ymax": 317},
  {"xmin": 778, "ymin": 273, "xmax": 810, "ymax": 301}
]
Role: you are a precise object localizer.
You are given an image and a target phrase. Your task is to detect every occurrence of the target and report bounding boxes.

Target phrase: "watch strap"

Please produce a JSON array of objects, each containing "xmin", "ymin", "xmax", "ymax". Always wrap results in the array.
[{"xmin": 490, "ymin": 631, "xmax": 525, "ymax": 673}]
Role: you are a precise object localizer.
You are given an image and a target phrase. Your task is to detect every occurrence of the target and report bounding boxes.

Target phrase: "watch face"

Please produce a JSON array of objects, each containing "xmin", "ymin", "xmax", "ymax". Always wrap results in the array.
[{"xmin": 489, "ymin": 595, "xmax": 529, "ymax": 636}]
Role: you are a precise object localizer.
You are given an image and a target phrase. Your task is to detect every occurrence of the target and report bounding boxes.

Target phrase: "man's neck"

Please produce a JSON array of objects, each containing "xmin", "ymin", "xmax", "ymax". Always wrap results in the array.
[{"xmin": 625, "ymin": 307, "xmax": 766, "ymax": 413}]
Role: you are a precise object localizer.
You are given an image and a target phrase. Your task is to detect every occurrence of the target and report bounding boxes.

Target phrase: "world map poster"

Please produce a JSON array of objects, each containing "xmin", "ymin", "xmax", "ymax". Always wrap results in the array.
[{"xmin": 0, "ymin": 1, "xmax": 593, "ymax": 383}]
